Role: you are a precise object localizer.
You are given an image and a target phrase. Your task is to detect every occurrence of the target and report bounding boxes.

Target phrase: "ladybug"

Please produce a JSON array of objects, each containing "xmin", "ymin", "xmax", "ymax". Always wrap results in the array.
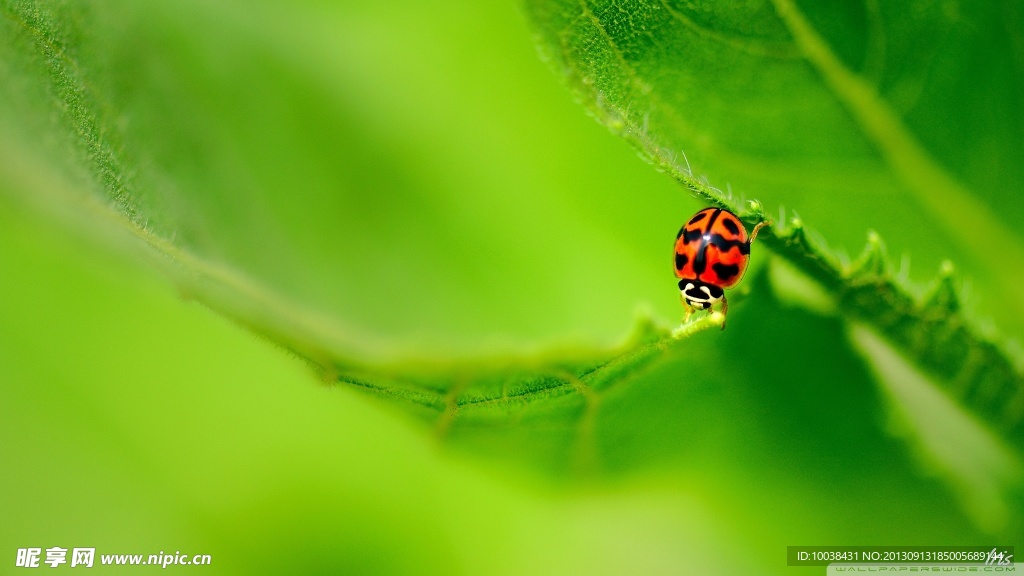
[{"xmin": 674, "ymin": 207, "xmax": 766, "ymax": 328}]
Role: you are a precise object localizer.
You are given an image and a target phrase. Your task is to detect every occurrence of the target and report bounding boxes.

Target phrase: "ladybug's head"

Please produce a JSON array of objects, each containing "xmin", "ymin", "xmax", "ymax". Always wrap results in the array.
[{"xmin": 679, "ymin": 279, "xmax": 724, "ymax": 310}]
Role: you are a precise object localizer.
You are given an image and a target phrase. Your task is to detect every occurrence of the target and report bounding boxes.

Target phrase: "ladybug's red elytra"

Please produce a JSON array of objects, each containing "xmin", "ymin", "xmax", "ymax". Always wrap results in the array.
[{"xmin": 674, "ymin": 207, "xmax": 766, "ymax": 329}]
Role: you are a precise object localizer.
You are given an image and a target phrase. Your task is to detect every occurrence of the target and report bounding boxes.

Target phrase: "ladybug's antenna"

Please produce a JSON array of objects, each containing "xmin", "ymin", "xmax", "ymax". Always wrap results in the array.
[{"xmin": 749, "ymin": 220, "xmax": 769, "ymax": 244}]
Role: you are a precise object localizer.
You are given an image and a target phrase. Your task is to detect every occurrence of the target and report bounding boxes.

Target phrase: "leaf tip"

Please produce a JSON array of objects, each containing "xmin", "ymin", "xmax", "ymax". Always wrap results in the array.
[
  {"xmin": 922, "ymin": 260, "xmax": 961, "ymax": 314},
  {"xmin": 849, "ymin": 229, "xmax": 888, "ymax": 278},
  {"xmin": 939, "ymin": 259, "xmax": 956, "ymax": 278},
  {"xmin": 742, "ymin": 199, "xmax": 770, "ymax": 225}
]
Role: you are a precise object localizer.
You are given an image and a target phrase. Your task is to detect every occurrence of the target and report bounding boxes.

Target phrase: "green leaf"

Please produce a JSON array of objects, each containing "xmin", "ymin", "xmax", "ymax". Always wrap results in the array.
[
  {"xmin": 522, "ymin": 0, "xmax": 1024, "ymax": 455},
  {"xmin": 4, "ymin": 0, "xmax": 1024, "ymax": 572}
]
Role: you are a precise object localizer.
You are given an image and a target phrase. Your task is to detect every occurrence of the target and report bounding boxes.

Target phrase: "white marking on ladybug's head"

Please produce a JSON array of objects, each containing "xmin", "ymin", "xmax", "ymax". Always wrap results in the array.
[{"xmin": 680, "ymin": 281, "xmax": 724, "ymax": 310}]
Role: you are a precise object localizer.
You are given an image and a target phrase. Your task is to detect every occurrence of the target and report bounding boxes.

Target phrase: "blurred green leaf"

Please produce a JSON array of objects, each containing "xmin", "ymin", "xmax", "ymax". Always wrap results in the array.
[
  {"xmin": 1, "ymin": 185, "xmax": 1016, "ymax": 574},
  {"xmin": 0, "ymin": 0, "xmax": 697, "ymax": 357}
]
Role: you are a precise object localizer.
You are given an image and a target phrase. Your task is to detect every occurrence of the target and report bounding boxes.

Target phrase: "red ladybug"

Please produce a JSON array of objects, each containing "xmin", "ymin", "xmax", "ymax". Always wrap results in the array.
[{"xmin": 674, "ymin": 207, "xmax": 765, "ymax": 328}]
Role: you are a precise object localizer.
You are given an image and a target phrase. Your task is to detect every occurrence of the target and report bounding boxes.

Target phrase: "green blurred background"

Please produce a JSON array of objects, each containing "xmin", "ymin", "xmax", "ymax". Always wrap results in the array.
[{"xmin": 1, "ymin": 0, "xmax": 1022, "ymax": 574}]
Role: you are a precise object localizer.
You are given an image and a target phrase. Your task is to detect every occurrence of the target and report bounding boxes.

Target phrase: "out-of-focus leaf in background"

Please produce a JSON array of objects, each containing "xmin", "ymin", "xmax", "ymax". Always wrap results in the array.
[
  {"xmin": 2, "ymin": 0, "xmax": 1024, "ymax": 574},
  {"xmin": 1, "ymin": 0, "xmax": 692, "ymax": 358}
]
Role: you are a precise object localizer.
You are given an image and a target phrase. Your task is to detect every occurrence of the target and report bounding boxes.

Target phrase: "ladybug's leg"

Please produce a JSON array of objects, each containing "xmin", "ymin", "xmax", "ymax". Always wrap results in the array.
[
  {"xmin": 719, "ymin": 294, "xmax": 728, "ymax": 331},
  {"xmin": 680, "ymin": 294, "xmax": 694, "ymax": 325}
]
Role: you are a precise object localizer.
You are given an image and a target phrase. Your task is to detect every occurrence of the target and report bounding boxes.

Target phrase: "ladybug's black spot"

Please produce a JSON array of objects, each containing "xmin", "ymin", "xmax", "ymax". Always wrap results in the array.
[
  {"xmin": 712, "ymin": 262, "xmax": 740, "ymax": 282},
  {"xmin": 721, "ymin": 217, "xmax": 739, "ymax": 236},
  {"xmin": 675, "ymin": 252, "xmax": 689, "ymax": 271},
  {"xmin": 682, "ymin": 228, "xmax": 703, "ymax": 244},
  {"xmin": 708, "ymin": 233, "xmax": 751, "ymax": 255},
  {"xmin": 692, "ymin": 209, "xmax": 722, "ymax": 274},
  {"xmin": 688, "ymin": 211, "xmax": 708, "ymax": 225}
]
